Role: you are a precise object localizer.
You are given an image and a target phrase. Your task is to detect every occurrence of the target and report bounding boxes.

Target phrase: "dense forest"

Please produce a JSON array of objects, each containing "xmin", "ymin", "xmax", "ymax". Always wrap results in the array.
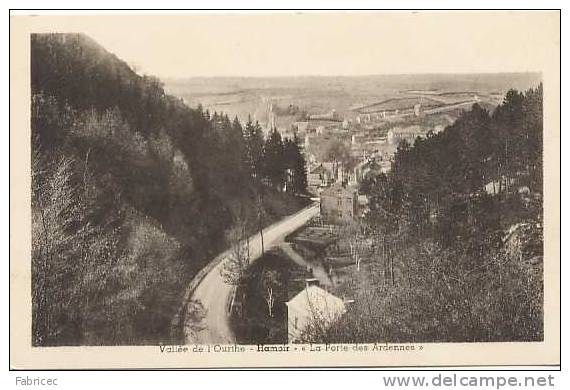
[
  {"xmin": 305, "ymin": 85, "xmax": 544, "ymax": 342},
  {"xmin": 31, "ymin": 33, "xmax": 308, "ymax": 346}
]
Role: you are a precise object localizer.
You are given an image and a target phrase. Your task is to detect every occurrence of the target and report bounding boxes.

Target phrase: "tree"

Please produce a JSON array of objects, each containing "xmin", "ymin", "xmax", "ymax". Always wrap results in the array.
[
  {"xmin": 32, "ymin": 155, "xmax": 85, "ymax": 345},
  {"xmin": 283, "ymin": 134, "xmax": 308, "ymax": 194},
  {"xmin": 184, "ymin": 300, "xmax": 207, "ymax": 340},
  {"xmin": 261, "ymin": 269, "xmax": 282, "ymax": 318},
  {"xmin": 32, "ymin": 153, "xmax": 129, "ymax": 345},
  {"xmin": 522, "ymin": 83, "xmax": 543, "ymax": 191},
  {"xmin": 262, "ymin": 127, "xmax": 285, "ymax": 189},
  {"xmin": 293, "ymin": 152, "xmax": 308, "ymax": 194},
  {"xmin": 344, "ymin": 221, "xmax": 365, "ymax": 272},
  {"xmin": 244, "ymin": 116, "xmax": 265, "ymax": 179},
  {"xmin": 220, "ymin": 215, "xmax": 251, "ymax": 286},
  {"xmin": 255, "ymin": 189, "xmax": 266, "ymax": 255},
  {"xmin": 283, "ymin": 138, "xmax": 296, "ymax": 192},
  {"xmin": 230, "ymin": 116, "xmax": 247, "ymax": 174}
]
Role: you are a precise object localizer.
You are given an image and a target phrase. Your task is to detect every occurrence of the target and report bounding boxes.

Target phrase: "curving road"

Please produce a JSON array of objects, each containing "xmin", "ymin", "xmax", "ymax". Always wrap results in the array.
[{"xmin": 184, "ymin": 203, "xmax": 320, "ymax": 344}]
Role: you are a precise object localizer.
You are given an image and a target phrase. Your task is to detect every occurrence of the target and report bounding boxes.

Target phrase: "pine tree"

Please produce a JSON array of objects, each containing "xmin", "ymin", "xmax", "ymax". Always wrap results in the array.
[
  {"xmin": 230, "ymin": 116, "xmax": 247, "ymax": 174},
  {"xmin": 262, "ymin": 127, "xmax": 285, "ymax": 190},
  {"xmin": 244, "ymin": 116, "xmax": 264, "ymax": 179},
  {"xmin": 291, "ymin": 135, "xmax": 308, "ymax": 194}
]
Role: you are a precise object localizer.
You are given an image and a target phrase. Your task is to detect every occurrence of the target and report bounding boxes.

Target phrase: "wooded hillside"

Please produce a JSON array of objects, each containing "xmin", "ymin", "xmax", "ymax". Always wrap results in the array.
[
  {"xmin": 305, "ymin": 86, "xmax": 544, "ymax": 343},
  {"xmin": 31, "ymin": 34, "xmax": 307, "ymax": 346}
]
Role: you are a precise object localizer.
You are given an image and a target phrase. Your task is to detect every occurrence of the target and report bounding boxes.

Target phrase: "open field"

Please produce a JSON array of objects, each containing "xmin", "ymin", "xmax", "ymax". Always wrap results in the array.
[{"xmin": 164, "ymin": 73, "xmax": 541, "ymax": 128}]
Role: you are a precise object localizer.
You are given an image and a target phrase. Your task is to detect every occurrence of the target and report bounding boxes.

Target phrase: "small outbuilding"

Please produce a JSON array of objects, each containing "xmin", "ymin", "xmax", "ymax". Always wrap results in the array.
[{"xmin": 285, "ymin": 284, "xmax": 346, "ymax": 343}]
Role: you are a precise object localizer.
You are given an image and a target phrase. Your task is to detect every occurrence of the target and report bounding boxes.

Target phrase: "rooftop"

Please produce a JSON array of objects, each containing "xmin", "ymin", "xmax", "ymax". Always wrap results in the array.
[
  {"xmin": 286, "ymin": 285, "xmax": 346, "ymax": 320},
  {"xmin": 310, "ymin": 164, "xmax": 331, "ymax": 175},
  {"xmin": 321, "ymin": 184, "xmax": 357, "ymax": 197}
]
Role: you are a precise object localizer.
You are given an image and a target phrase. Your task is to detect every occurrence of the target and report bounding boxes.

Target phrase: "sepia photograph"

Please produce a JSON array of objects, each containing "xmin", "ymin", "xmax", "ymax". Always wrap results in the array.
[{"xmin": 9, "ymin": 10, "xmax": 560, "ymax": 369}]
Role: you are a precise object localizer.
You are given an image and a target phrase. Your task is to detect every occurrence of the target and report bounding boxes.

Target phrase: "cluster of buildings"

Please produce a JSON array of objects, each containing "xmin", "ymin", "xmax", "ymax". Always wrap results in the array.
[
  {"xmin": 266, "ymin": 104, "xmax": 445, "ymax": 227},
  {"xmin": 291, "ymin": 110, "xmax": 348, "ymax": 138}
]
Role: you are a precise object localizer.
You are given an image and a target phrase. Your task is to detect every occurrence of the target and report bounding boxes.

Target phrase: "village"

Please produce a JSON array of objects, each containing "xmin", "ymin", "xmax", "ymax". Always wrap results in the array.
[
  {"xmin": 263, "ymin": 91, "xmax": 485, "ymax": 203},
  {"xmin": 229, "ymin": 92, "xmax": 489, "ymax": 344}
]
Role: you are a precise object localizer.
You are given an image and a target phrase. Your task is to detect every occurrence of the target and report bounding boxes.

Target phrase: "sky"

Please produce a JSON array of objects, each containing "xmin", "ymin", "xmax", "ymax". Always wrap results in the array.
[{"xmin": 26, "ymin": 11, "xmax": 560, "ymax": 78}]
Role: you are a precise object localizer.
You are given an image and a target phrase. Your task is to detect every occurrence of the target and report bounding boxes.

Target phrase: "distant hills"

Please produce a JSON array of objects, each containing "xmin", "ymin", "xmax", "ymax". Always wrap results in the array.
[{"xmin": 164, "ymin": 72, "xmax": 541, "ymax": 128}]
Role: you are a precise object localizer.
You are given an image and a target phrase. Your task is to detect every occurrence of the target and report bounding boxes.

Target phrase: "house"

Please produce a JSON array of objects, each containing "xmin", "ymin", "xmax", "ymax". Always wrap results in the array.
[
  {"xmin": 414, "ymin": 103, "xmax": 422, "ymax": 117},
  {"xmin": 309, "ymin": 109, "xmax": 340, "ymax": 122},
  {"xmin": 294, "ymin": 121, "xmax": 309, "ymax": 134},
  {"xmin": 357, "ymin": 194, "xmax": 369, "ymax": 208},
  {"xmin": 286, "ymin": 284, "xmax": 346, "ymax": 343},
  {"xmin": 320, "ymin": 184, "xmax": 358, "ymax": 223},
  {"xmin": 378, "ymin": 160, "xmax": 392, "ymax": 173},
  {"xmin": 308, "ymin": 164, "xmax": 334, "ymax": 189},
  {"xmin": 387, "ymin": 125, "xmax": 424, "ymax": 145}
]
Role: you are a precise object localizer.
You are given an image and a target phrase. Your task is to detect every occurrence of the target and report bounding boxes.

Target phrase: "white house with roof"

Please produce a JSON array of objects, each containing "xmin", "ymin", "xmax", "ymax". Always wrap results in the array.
[{"xmin": 285, "ymin": 284, "xmax": 346, "ymax": 343}]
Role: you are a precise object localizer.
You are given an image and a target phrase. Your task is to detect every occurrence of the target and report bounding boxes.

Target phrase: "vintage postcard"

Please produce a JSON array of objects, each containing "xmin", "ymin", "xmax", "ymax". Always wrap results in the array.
[{"xmin": 10, "ymin": 11, "xmax": 560, "ymax": 369}]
